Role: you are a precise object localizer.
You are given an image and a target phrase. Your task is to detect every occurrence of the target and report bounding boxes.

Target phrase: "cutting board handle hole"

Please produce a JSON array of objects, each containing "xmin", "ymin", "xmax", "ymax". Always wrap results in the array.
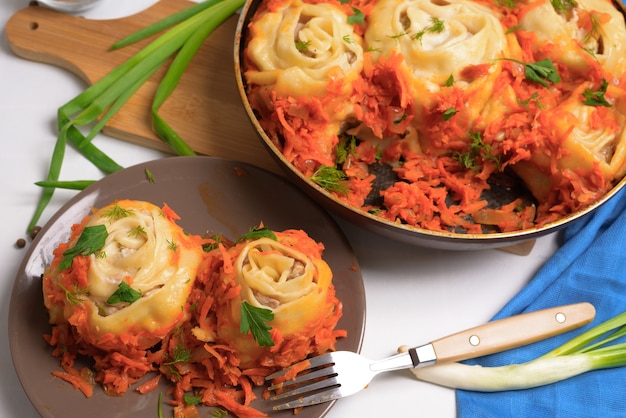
[{"xmin": 29, "ymin": 22, "xmax": 39, "ymax": 31}]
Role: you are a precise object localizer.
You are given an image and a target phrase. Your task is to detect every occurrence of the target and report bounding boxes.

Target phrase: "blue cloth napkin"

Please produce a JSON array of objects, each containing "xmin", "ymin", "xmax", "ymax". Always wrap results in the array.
[{"xmin": 456, "ymin": 187, "xmax": 626, "ymax": 418}]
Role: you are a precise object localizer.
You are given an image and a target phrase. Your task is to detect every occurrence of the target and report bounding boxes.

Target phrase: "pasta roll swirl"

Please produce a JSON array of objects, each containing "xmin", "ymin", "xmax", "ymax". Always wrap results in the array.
[
  {"xmin": 43, "ymin": 200, "xmax": 204, "ymax": 351},
  {"xmin": 365, "ymin": 0, "xmax": 506, "ymax": 87},
  {"xmin": 216, "ymin": 231, "xmax": 337, "ymax": 367},
  {"xmin": 519, "ymin": 0, "xmax": 626, "ymax": 78},
  {"xmin": 512, "ymin": 83, "xmax": 626, "ymax": 205},
  {"xmin": 234, "ymin": 237, "xmax": 331, "ymax": 335},
  {"xmin": 245, "ymin": 0, "xmax": 364, "ymax": 97},
  {"xmin": 561, "ymin": 87, "xmax": 626, "ymax": 182}
]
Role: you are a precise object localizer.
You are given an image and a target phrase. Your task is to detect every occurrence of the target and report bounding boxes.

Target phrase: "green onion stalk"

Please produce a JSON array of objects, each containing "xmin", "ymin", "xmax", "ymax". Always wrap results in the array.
[
  {"xmin": 407, "ymin": 311, "xmax": 626, "ymax": 391},
  {"xmin": 28, "ymin": 0, "xmax": 244, "ymax": 232}
]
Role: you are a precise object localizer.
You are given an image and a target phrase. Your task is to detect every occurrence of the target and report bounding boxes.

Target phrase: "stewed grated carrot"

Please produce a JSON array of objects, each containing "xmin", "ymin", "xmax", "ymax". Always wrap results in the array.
[
  {"xmin": 162, "ymin": 202, "xmax": 181, "ymax": 221},
  {"xmin": 352, "ymin": 51, "xmax": 414, "ymax": 139},
  {"xmin": 51, "ymin": 370, "xmax": 94, "ymax": 398},
  {"xmin": 272, "ymin": 91, "xmax": 339, "ymax": 175},
  {"xmin": 43, "ymin": 209, "xmax": 345, "ymax": 418},
  {"xmin": 136, "ymin": 374, "xmax": 161, "ymax": 394}
]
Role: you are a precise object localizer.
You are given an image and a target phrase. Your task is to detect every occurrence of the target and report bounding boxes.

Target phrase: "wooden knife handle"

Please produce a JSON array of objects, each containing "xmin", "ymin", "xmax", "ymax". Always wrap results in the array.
[{"xmin": 431, "ymin": 302, "xmax": 596, "ymax": 363}]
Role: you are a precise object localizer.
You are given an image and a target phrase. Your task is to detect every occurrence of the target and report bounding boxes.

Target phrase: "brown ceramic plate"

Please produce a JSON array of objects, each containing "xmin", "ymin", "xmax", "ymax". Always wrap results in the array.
[{"xmin": 8, "ymin": 156, "xmax": 365, "ymax": 418}]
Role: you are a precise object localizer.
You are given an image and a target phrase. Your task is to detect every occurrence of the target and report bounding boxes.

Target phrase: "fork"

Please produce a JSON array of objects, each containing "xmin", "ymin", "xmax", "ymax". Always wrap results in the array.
[{"xmin": 266, "ymin": 302, "xmax": 595, "ymax": 410}]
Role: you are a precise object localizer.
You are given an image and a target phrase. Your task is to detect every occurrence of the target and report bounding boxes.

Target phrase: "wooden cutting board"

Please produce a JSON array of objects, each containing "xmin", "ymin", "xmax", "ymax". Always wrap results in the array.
[{"xmin": 5, "ymin": 0, "xmax": 282, "ymax": 175}]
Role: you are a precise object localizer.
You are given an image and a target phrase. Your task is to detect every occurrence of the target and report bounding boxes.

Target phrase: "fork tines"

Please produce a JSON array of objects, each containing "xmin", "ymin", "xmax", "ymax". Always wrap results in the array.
[{"xmin": 266, "ymin": 353, "xmax": 343, "ymax": 410}]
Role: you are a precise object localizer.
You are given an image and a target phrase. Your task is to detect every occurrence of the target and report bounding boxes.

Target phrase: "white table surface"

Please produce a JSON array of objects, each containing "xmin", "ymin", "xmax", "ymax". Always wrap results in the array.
[{"xmin": 0, "ymin": 1, "xmax": 562, "ymax": 417}]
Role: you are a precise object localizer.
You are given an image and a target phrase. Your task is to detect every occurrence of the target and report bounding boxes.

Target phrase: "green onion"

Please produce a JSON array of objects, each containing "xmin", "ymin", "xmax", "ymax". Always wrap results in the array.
[
  {"xmin": 151, "ymin": 0, "xmax": 245, "ymax": 155},
  {"xmin": 27, "ymin": 0, "xmax": 243, "ymax": 232},
  {"xmin": 157, "ymin": 392, "xmax": 164, "ymax": 418},
  {"xmin": 409, "ymin": 311, "xmax": 626, "ymax": 391},
  {"xmin": 28, "ymin": 126, "xmax": 68, "ymax": 232},
  {"xmin": 65, "ymin": 125, "xmax": 124, "ymax": 174},
  {"xmin": 110, "ymin": 0, "xmax": 224, "ymax": 49},
  {"xmin": 34, "ymin": 180, "xmax": 96, "ymax": 190}
]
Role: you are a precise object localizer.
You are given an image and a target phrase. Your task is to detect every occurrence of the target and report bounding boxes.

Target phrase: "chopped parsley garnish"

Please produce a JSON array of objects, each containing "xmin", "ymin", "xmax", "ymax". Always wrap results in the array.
[
  {"xmin": 524, "ymin": 59, "xmax": 561, "ymax": 87},
  {"xmin": 167, "ymin": 239, "xmax": 178, "ymax": 251},
  {"xmin": 347, "ymin": 7, "xmax": 365, "ymax": 25},
  {"xmin": 240, "ymin": 301, "xmax": 275, "ymax": 347},
  {"xmin": 164, "ymin": 344, "xmax": 192, "ymax": 365},
  {"xmin": 183, "ymin": 393, "xmax": 202, "ymax": 406},
  {"xmin": 582, "ymin": 78, "xmax": 612, "ymax": 107},
  {"xmin": 237, "ymin": 226, "xmax": 277, "ymax": 242},
  {"xmin": 442, "ymin": 108, "xmax": 458, "ymax": 121},
  {"xmin": 444, "ymin": 74, "xmax": 455, "ymax": 87},
  {"xmin": 106, "ymin": 281, "xmax": 142, "ymax": 304},
  {"xmin": 164, "ymin": 343, "xmax": 192, "ymax": 378},
  {"xmin": 500, "ymin": 58, "xmax": 561, "ymax": 87},
  {"xmin": 59, "ymin": 224, "xmax": 108, "ymax": 270}
]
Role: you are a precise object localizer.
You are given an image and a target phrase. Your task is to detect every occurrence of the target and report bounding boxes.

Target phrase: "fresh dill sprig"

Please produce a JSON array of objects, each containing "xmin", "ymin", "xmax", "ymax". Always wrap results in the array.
[
  {"xmin": 311, "ymin": 166, "xmax": 349, "ymax": 194},
  {"xmin": 412, "ymin": 17, "xmax": 445, "ymax": 42},
  {"xmin": 103, "ymin": 204, "xmax": 134, "ymax": 220}
]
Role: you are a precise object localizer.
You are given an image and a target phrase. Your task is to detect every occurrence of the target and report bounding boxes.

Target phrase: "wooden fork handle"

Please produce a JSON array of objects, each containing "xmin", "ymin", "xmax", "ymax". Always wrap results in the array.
[{"xmin": 430, "ymin": 302, "xmax": 596, "ymax": 363}]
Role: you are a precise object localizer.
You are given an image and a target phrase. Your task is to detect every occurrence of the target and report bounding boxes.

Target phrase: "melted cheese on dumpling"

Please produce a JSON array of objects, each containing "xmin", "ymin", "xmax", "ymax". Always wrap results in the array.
[{"xmin": 245, "ymin": 0, "xmax": 364, "ymax": 98}]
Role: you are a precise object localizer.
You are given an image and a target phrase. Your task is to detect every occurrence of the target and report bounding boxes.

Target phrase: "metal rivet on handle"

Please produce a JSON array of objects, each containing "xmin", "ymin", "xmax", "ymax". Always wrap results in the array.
[
  {"xmin": 469, "ymin": 335, "xmax": 480, "ymax": 346},
  {"xmin": 555, "ymin": 312, "xmax": 566, "ymax": 323}
]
